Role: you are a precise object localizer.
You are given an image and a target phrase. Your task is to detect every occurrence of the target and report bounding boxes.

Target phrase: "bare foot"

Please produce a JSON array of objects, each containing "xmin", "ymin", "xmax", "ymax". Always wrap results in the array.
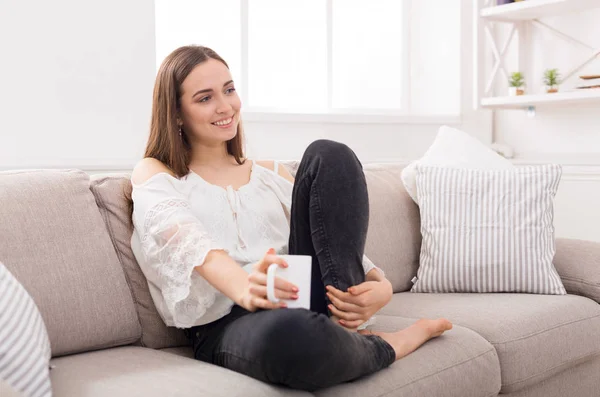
[
  {"xmin": 415, "ymin": 318, "xmax": 453, "ymax": 337},
  {"xmin": 360, "ymin": 318, "xmax": 453, "ymax": 360}
]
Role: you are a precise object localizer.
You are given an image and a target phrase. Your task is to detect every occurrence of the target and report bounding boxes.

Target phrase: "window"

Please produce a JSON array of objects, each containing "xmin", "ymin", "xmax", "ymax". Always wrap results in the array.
[{"xmin": 155, "ymin": 0, "xmax": 461, "ymax": 118}]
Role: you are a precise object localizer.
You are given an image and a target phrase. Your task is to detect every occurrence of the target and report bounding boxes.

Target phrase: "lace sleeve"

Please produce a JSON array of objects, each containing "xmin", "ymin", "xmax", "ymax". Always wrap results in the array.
[
  {"xmin": 362, "ymin": 254, "xmax": 385, "ymax": 277},
  {"xmin": 132, "ymin": 174, "xmax": 226, "ymax": 328}
]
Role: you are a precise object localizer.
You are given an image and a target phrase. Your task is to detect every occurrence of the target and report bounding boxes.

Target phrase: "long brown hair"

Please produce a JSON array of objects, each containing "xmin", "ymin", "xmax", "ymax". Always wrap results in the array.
[
  {"xmin": 145, "ymin": 45, "xmax": 245, "ymax": 176},
  {"xmin": 124, "ymin": 45, "xmax": 245, "ymax": 216}
]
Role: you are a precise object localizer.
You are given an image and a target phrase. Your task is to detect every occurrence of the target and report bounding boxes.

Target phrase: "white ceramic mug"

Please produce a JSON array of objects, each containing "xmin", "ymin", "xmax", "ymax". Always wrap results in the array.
[{"xmin": 266, "ymin": 255, "xmax": 312, "ymax": 309}]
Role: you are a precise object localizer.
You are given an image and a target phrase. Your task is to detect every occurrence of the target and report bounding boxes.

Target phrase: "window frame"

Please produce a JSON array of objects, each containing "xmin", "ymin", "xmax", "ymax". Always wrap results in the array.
[{"xmin": 233, "ymin": 0, "xmax": 460, "ymax": 124}]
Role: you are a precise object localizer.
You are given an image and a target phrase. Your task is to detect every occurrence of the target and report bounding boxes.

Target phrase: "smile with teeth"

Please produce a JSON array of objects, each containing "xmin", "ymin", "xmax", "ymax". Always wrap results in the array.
[{"xmin": 212, "ymin": 117, "xmax": 234, "ymax": 127}]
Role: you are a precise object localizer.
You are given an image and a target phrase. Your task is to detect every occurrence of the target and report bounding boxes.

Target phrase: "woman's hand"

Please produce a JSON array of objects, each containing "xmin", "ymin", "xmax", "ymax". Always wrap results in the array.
[
  {"xmin": 326, "ymin": 277, "xmax": 393, "ymax": 329},
  {"xmin": 239, "ymin": 248, "xmax": 299, "ymax": 312}
]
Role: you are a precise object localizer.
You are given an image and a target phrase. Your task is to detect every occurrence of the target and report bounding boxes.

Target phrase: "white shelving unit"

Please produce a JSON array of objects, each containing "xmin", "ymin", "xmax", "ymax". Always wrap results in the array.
[
  {"xmin": 480, "ymin": 0, "xmax": 600, "ymax": 21},
  {"xmin": 481, "ymin": 88, "xmax": 600, "ymax": 109},
  {"xmin": 473, "ymin": 0, "xmax": 600, "ymax": 110}
]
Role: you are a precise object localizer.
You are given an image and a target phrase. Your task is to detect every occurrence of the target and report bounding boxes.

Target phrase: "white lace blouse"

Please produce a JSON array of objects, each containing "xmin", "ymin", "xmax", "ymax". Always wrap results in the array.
[{"xmin": 130, "ymin": 161, "xmax": 379, "ymax": 328}]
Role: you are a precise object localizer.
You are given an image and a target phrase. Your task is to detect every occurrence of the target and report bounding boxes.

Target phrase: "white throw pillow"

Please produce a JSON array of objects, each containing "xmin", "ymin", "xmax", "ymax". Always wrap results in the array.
[
  {"xmin": 401, "ymin": 125, "xmax": 514, "ymax": 204},
  {"xmin": 0, "ymin": 262, "xmax": 52, "ymax": 397},
  {"xmin": 411, "ymin": 164, "xmax": 566, "ymax": 295}
]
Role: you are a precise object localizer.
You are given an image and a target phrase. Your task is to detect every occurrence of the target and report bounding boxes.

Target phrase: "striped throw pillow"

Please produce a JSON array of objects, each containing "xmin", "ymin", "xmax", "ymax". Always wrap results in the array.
[
  {"xmin": 411, "ymin": 164, "xmax": 567, "ymax": 295},
  {"xmin": 0, "ymin": 262, "xmax": 52, "ymax": 397}
]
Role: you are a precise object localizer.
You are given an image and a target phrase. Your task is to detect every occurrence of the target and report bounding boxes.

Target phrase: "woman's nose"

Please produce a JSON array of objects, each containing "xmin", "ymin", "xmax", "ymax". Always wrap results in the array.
[{"xmin": 216, "ymin": 96, "xmax": 233, "ymax": 114}]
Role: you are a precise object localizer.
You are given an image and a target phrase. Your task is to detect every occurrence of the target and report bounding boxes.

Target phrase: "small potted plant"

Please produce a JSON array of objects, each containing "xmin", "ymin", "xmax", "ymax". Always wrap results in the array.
[
  {"xmin": 508, "ymin": 72, "xmax": 525, "ymax": 96},
  {"xmin": 543, "ymin": 68, "xmax": 560, "ymax": 93}
]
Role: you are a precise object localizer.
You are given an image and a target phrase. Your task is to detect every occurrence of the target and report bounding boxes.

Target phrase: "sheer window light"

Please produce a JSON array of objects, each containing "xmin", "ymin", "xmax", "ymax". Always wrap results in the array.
[
  {"xmin": 155, "ymin": 0, "xmax": 461, "ymax": 117},
  {"xmin": 155, "ymin": 0, "xmax": 242, "ymax": 92},
  {"xmin": 332, "ymin": 0, "xmax": 404, "ymax": 110},
  {"xmin": 248, "ymin": 0, "xmax": 327, "ymax": 110}
]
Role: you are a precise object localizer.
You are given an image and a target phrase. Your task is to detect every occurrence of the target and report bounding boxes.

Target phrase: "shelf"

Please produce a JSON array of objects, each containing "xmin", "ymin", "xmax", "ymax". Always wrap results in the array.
[
  {"xmin": 480, "ymin": 0, "xmax": 600, "ymax": 22},
  {"xmin": 510, "ymin": 153, "xmax": 600, "ymax": 166},
  {"xmin": 480, "ymin": 89, "xmax": 600, "ymax": 109}
]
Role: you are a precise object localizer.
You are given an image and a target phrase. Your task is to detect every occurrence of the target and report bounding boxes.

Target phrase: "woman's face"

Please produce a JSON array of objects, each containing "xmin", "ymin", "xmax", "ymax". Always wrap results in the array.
[{"xmin": 178, "ymin": 58, "xmax": 241, "ymax": 145}]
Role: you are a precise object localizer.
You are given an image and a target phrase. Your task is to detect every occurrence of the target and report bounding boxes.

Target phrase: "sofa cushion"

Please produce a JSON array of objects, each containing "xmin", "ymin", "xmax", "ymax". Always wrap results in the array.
[
  {"xmin": 412, "ymin": 164, "xmax": 566, "ymax": 295},
  {"xmin": 90, "ymin": 174, "xmax": 189, "ymax": 349},
  {"xmin": 553, "ymin": 238, "xmax": 600, "ymax": 304},
  {"xmin": 379, "ymin": 292, "xmax": 600, "ymax": 393},
  {"xmin": 162, "ymin": 322, "xmax": 500, "ymax": 397},
  {"xmin": 0, "ymin": 378, "xmax": 25, "ymax": 397},
  {"xmin": 160, "ymin": 346, "xmax": 195, "ymax": 358},
  {"xmin": 362, "ymin": 163, "xmax": 421, "ymax": 292},
  {"xmin": 49, "ymin": 346, "xmax": 312, "ymax": 397},
  {"xmin": 0, "ymin": 170, "xmax": 141, "ymax": 357},
  {"xmin": 0, "ymin": 262, "xmax": 51, "ymax": 397},
  {"xmin": 401, "ymin": 125, "xmax": 514, "ymax": 205},
  {"xmin": 499, "ymin": 357, "xmax": 600, "ymax": 397},
  {"xmin": 315, "ymin": 315, "xmax": 500, "ymax": 397},
  {"xmin": 281, "ymin": 161, "xmax": 421, "ymax": 293},
  {"xmin": 411, "ymin": 164, "xmax": 567, "ymax": 295}
]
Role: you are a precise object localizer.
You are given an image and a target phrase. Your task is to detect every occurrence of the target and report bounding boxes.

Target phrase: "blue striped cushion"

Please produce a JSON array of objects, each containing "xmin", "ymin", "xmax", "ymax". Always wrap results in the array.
[
  {"xmin": 411, "ymin": 164, "xmax": 567, "ymax": 295},
  {"xmin": 0, "ymin": 262, "xmax": 52, "ymax": 397}
]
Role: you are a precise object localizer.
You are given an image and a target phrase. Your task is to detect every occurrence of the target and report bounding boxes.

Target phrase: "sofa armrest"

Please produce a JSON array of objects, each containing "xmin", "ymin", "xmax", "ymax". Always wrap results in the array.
[
  {"xmin": 0, "ymin": 379, "xmax": 24, "ymax": 397},
  {"xmin": 553, "ymin": 238, "xmax": 600, "ymax": 303}
]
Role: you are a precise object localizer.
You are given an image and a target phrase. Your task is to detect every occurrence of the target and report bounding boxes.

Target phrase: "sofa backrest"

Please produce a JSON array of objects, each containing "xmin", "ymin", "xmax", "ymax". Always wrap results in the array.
[
  {"xmin": 362, "ymin": 162, "xmax": 421, "ymax": 291},
  {"xmin": 0, "ymin": 170, "xmax": 141, "ymax": 357},
  {"xmin": 90, "ymin": 174, "xmax": 190, "ymax": 349}
]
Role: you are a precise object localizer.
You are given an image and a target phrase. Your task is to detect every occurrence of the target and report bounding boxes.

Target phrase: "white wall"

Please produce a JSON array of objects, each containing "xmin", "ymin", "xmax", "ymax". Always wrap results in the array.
[
  {"xmin": 0, "ymin": 0, "xmax": 490, "ymax": 170},
  {"xmin": 492, "ymin": 8, "xmax": 600, "ymax": 242},
  {"xmin": 0, "ymin": 0, "xmax": 155, "ymax": 170},
  {"xmin": 1, "ymin": 1, "xmax": 596, "ymax": 242},
  {"xmin": 494, "ymin": 10, "xmax": 600, "ymax": 161}
]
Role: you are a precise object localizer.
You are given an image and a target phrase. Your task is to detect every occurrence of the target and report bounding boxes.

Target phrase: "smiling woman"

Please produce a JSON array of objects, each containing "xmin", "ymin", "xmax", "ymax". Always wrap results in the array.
[
  {"xmin": 125, "ymin": 45, "xmax": 452, "ymax": 392},
  {"xmin": 143, "ymin": 46, "xmax": 246, "ymax": 179},
  {"xmin": 178, "ymin": 60, "xmax": 241, "ymax": 150}
]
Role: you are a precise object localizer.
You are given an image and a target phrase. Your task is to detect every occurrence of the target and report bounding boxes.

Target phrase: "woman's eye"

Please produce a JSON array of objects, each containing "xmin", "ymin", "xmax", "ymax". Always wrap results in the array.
[
  {"xmin": 226, "ymin": 87, "xmax": 236, "ymax": 94},
  {"xmin": 199, "ymin": 96, "xmax": 210, "ymax": 103}
]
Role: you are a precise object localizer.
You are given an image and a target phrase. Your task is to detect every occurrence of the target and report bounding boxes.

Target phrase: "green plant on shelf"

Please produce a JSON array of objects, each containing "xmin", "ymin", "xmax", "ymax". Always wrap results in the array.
[
  {"xmin": 508, "ymin": 72, "xmax": 525, "ymax": 96},
  {"xmin": 543, "ymin": 68, "xmax": 561, "ymax": 93},
  {"xmin": 509, "ymin": 72, "xmax": 525, "ymax": 87}
]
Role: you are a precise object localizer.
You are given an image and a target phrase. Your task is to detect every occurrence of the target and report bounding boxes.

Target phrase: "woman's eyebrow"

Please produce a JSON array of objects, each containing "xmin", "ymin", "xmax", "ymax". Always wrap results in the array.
[{"xmin": 192, "ymin": 80, "xmax": 234, "ymax": 98}]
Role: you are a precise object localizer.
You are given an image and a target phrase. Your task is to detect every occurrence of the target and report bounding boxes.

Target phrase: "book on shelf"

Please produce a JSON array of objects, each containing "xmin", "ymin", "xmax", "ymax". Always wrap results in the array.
[{"xmin": 576, "ymin": 75, "xmax": 600, "ymax": 90}]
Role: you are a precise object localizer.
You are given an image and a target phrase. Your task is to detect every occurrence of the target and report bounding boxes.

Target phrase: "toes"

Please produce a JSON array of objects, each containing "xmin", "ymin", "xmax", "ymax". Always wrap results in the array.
[{"xmin": 442, "ymin": 319, "xmax": 453, "ymax": 330}]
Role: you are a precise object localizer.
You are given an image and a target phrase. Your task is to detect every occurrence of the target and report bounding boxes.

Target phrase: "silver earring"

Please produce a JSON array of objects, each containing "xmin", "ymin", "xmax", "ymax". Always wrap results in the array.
[{"xmin": 178, "ymin": 126, "xmax": 183, "ymax": 137}]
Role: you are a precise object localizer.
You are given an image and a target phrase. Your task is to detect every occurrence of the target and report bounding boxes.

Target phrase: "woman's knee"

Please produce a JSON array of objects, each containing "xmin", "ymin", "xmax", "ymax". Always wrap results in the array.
[{"xmin": 304, "ymin": 139, "xmax": 362, "ymax": 169}]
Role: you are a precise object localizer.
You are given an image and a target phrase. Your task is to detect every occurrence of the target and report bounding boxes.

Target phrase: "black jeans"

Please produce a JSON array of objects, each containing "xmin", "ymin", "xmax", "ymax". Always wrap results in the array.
[{"xmin": 187, "ymin": 140, "xmax": 395, "ymax": 391}]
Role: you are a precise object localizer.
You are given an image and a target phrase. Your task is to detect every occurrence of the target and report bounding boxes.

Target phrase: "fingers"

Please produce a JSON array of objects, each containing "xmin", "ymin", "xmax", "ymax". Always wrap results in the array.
[
  {"xmin": 328, "ymin": 304, "xmax": 363, "ymax": 321},
  {"xmin": 327, "ymin": 291, "xmax": 363, "ymax": 313},
  {"xmin": 340, "ymin": 319, "xmax": 364, "ymax": 329},
  {"xmin": 264, "ymin": 254, "xmax": 289, "ymax": 269},
  {"xmin": 249, "ymin": 284, "xmax": 298, "ymax": 301},
  {"xmin": 248, "ymin": 273, "xmax": 298, "ymax": 292},
  {"xmin": 326, "ymin": 285, "xmax": 352, "ymax": 300},
  {"xmin": 252, "ymin": 296, "xmax": 287, "ymax": 310},
  {"xmin": 348, "ymin": 282, "xmax": 373, "ymax": 295},
  {"xmin": 326, "ymin": 285, "xmax": 368, "ymax": 307},
  {"xmin": 255, "ymin": 248, "xmax": 289, "ymax": 273},
  {"xmin": 273, "ymin": 277, "xmax": 298, "ymax": 293},
  {"xmin": 248, "ymin": 272, "xmax": 267, "ymax": 285}
]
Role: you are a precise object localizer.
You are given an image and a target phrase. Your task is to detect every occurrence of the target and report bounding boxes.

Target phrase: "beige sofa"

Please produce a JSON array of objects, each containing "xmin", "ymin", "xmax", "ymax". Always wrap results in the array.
[{"xmin": 1, "ymin": 163, "xmax": 599, "ymax": 397}]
